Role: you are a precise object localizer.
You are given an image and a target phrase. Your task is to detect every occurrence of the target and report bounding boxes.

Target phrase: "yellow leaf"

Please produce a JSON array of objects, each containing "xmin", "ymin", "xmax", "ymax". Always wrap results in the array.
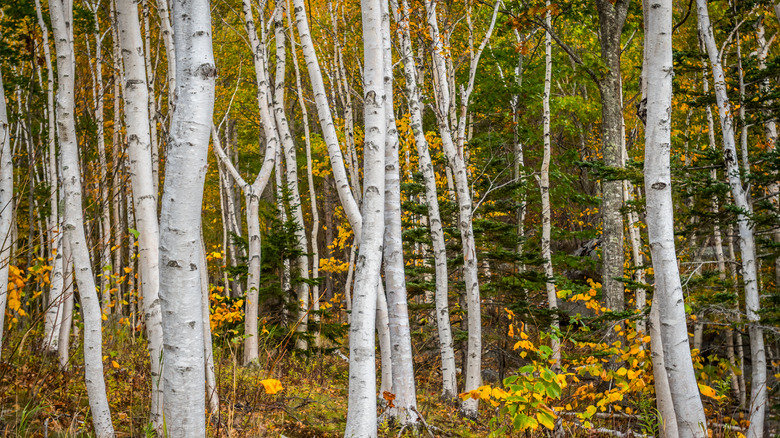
[
  {"xmin": 508, "ymin": 324, "xmax": 514, "ymax": 338},
  {"xmin": 102, "ymin": 313, "xmax": 108, "ymax": 321},
  {"xmin": 698, "ymin": 383, "xmax": 719, "ymax": 399},
  {"xmin": 124, "ymin": 267, "xmax": 132, "ymax": 274},
  {"xmin": 260, "ymin": 378, "xmax": 283, "ymax": 395},
  {"xmin": 112, "ymin": 360, "xmax": 120, "ymax": 369}
]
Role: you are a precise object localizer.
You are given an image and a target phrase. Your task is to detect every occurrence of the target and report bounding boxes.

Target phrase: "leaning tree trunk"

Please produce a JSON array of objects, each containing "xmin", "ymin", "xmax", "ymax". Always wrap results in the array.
[
  {"xmin": 644, "ymin": 0, "xmax": 708, "ymax": 435},
  {"xmin": 49, "ymin": 0, "xmax": 115, "ymax": 435},
  {"xmin": 0, "ymin": 67, "xmax": 11, "ymax": 360},
  {"xmin": 344, "ymin": 0, "xmax": 386, "ymax": 436},
  {"xmin": 158, "ymin": 0, "xmax": 216, "ymax": 433},
  {"xmin": 696, "ymin": 2, "xmax": 766, "ymax": 436},
  {"xmin": 380, "ymin": 0, "xmax": 417, "ymax": 425},
  {"xmin": 115, "ymin": 0, "xmax": 165, "ymax": 431},
  {"xmin": 390, "ymin": 0, "xmax": 457, "ymax": 400}
]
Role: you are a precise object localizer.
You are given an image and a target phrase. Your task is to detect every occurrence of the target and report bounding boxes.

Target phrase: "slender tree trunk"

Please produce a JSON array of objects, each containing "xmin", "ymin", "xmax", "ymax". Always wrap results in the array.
[
  {"xmin": 696, "ymin": 3, "xmax": 766, "ymax": 436},
  {"xmin": 50, "ymin": 0, "xmax": 115, "ymax": 435},
  {"xmin": 158, "ymin": 0, "xmax": 216, "ymax": 432},
  {"xmin": 0, "ymin": 68, "xmax": 11, "ymax": 360},
  {"xmin": 380, "ymin": 0, "xmax": 417, "ymax": 424},
  {"xmin": 115, "ymin": 0, "xmax": 164, "ymax": 430},
  {"xmin": 142, "ymin": 0, "xmax": 159, "ymax": 196},
  {"xmin": 344, "ymin": 0, "xmax": 386, "ymax": 435},
  {"xmin": 35, "ymin": 0, "xmax": 65, "ymax": 354},
  {"xmin": 390, "ymin": 0, "xmax": 456, "ymax": 399},
  {"xmin": 110, "ymin": 2, "xmax": 124, "ymax": 308},
  {"xmin": 595, "ymin": 0, "xmax": 628, "ymax": 316},
  {"xmin": 645, "ymin": 1, "xmax": 708, "ymax": 434},
  {"xmin": 541, "ymin": 4, "xmax": 561, "ymax": 369}
]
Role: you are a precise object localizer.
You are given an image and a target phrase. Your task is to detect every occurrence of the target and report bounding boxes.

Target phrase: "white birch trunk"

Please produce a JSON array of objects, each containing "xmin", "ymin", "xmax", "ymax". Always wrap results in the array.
[
  {"xmin": 34, "ymin": 0, "xmax": 65, "ymax": 354},
  {"xmin": 541, "ymin": 4, "xmax": 561, "ymax": 368},
  {"xmin": 344, "ymin": 0, "xmax": 385, "ymax": 434},
  {"xmin": 50, "ymin": 0, "xmax": 115, "ymax": 434},
  {"xmin": 158, "ymin": 0, "xmax": 215, "ymax": 432},
  {"xmin": 645, "ymin": 1, "xmax": 708, "ymax": 435},
  {"xmin": 115, "ymin": 0, "xmax": 165, "ymax": 430},
  {"xmin": 696, "ymin": 2, "xmax": 766, "ymax": 436},
  {"xmin": 390, "ymin": 0, "xmax": 457, "ymax": 399},
  {"xmin": 156, "ymin": 0, "xmax": 176, "ymax": 109},
  {"xmin": 0, "ymin": 68, "xmax": 11, "ymax": 361},
  {"xmin": 380, "ymin": 0, "xmax": 417, "ymax": 423}
]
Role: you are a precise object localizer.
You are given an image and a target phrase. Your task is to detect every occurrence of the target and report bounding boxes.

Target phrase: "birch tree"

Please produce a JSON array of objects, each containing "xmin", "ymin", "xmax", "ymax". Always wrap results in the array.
[
  {"xmin": 697, "ymin": 2, "xmax": 767, "ymax": 436},
  {"xmin": 390, "ymin": 0, "xmax": 457, "ymax": 400},
  {"xmin": 425, "ymin": 0, "xmax": 500, "ymax": 418},
  {"xmin": 540, "ymin": 3, "xmax": 560, "ymax": 368},
  {"xmin": 115, "ymin": 0, "xmax": 164, "ymax": 430},
  {"xmin": 158, "ymin": 0, "xmax": 216, "ymax": 432},
  {"xmin": 0, "ymin": 67, "xmax": 11, "ymax": 360},
  {"xmin": 344, "ymin": 0, "xmax": 386, "ymax": 435},
  {"xmin": 49, "ymin": 0, "xmax": 115, "ymax": 434},
  {"xmin": 644, "ymin": 0, "xmax": 708, "ymax": 435},
  {"xmin": 381, "ymin": 0, "xmax": 417, "ymax": 424}
]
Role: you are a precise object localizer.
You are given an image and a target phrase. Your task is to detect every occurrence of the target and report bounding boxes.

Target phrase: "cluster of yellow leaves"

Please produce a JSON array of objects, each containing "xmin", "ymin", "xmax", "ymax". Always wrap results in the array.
[
  {"xmin": 7, "ymin": 265, "xmax": 26, "ymax": 321},
  {"xmin": 209, "ymin": 286, "xmax": 244, "ymax": 331},
  {"xmin": 319, "ymin": 257, "xmax": 349, "ymax": 274}
]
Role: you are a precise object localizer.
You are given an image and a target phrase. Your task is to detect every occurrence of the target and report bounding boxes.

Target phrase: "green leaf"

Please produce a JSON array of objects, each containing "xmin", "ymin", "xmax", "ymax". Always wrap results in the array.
[
  {"xmin": 513, "ymin": 413, "xmax": 538, "ymax": 431},
  {"xmin": 129, "ymin": 228, "xmax": 140, "ymax": 239}
]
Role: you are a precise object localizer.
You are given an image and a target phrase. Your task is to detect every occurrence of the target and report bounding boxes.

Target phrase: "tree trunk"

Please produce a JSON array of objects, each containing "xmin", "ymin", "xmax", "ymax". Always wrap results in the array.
[
  {"xmin": 380, "ymin": 0, "xmax": 417, "ymax": 424},
  {"xmin": 158, "ymin": 0, "xmax": 216, "ymax": 432},
  {"xmin": 50, "ymin": 0, "xmax": 115, "ymax": 435},
  {"xmin": 696, "ymin": 2, "xmax": 766, "ymax": 436},
  {"xmin": 344, "ymin": 0, "xmax": 385, "ymax": 435},
  {"xmin": 115, "ymin": 0, "xmax": 165, "ymax": 430},
  {"xmin": 200, "ymin": 236, "xmax": 219, "ymax": 414},
  {"xmin": 0, "ymin": 68, "xmax": 11, "ymax": 360},
  {"xmin": 649, "ymin": 298, "xmax": 679, "ymax": 438},
  {"xmin": 390, "ymin": 0, "xmax": 456, "ymax": 400},
  {"xmin": 541, "ymin": 3, "xmax": 561, "ymax": 369},
  {"xmin": 595, "ymin": 0, "xmax": 628, "ymax": 317},
  {"xmin": 644, "ymin": 1, "xmax": 708, "ymax": 434}
]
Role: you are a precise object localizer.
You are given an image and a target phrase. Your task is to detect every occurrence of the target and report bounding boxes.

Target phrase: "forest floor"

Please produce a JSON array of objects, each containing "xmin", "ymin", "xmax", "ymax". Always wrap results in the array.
[{"xmin": 0, "ymin": 321, "xmax": 497, "ymax": 437}]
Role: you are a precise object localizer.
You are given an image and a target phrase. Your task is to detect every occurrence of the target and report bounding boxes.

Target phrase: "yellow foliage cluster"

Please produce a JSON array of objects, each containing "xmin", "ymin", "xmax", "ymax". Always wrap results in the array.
[{"xmin": 209, "ymin": 286, "xmax": 244, "ymax": 331}]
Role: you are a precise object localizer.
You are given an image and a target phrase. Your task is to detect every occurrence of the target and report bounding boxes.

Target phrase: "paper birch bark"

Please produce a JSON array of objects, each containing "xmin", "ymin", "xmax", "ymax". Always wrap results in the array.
[
  {"xmin": 86, "ymin": 0, "xmax": 113, "ymax": 310},
  {"xmin": 696, "ymin": 2, "xmax": 767, "ymax": 436},
  {"xmin": 540, "ymin": 3, "xmax": 560, "ymax": 368},
  {"xmin": 644, "ymin": 0, "xmax": 708, "ymax": 435},
  {"xmin": 158, "ymin": 0, "xmax": 215, "ymax": 432},
  {"xmin": 49, "ymin": 0, "xmax": 115, "ymax": 435},
  {"xmin": 390, "ymin": 0, "xmax": 457, "ymax": 400},
  {"xmin": 200, "ymin": 236, "xmax": 219, "ymax": 413},
  {"xmin": 115, "ymin": 0, "xmax": 164, "ymax": 430},
  {"xmin": 0, "ymin": 67, "xmax": 11, "ymax": 360},
  {"xmin": 344, "ymin": 0, "xmax": 386, "ymax": 435},
  {"xmin": 380, "ymin": 0, "xmax": 417, "ymax": 423},
  {"xmin": 35, "ymin": 0, "xmax": 65, "ymax": 354}
]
